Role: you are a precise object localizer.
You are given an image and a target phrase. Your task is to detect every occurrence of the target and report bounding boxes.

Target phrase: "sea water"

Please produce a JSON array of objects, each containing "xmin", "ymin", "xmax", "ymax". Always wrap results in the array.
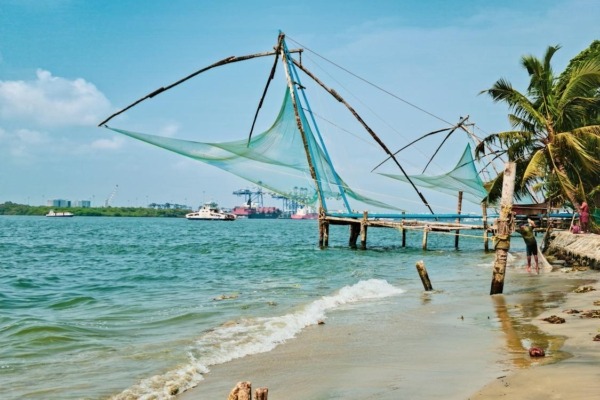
[{"xmin": 1, "ymin": 216, "xmax": 538, "ymax": 399}]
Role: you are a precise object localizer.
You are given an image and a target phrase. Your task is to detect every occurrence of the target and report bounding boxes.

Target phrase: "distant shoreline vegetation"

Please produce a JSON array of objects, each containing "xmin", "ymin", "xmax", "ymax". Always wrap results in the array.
[{"xmin": 0, "ymin": 202, "xmax": 190, "ymax": 218}]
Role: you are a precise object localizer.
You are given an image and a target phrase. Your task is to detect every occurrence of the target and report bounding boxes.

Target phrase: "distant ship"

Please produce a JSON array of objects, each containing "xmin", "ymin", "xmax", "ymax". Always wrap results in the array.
[
  {"xmin": 46, "ymin": 210, "xmax": 74, "ymax": 217},
  {"xmin": 232, "ymin": 203, "xmax": 282, "ymax": 219},
  {"xmin": 186, "ymin": 203, "xmax": 236, "ymax": 221},
  {"xmin": 291, "ymin": 206, "xmax": 318, "ymax": 220}
]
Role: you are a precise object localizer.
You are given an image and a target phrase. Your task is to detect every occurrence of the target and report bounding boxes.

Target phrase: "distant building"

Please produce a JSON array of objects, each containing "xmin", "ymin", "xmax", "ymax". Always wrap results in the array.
[
  {"xmin": 48, "ymin": 199, "xmax": 71, "ymax": 207},
  {"xmin": 47, "ymin": 199, "xmax": 91, "ymax": 208}
]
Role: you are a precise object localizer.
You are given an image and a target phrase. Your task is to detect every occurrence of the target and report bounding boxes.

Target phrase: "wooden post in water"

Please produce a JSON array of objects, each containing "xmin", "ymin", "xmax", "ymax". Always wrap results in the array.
[
  {"xmin": 422, "ymin": 225, "xmax": 429, "ymax": 250},
  {"xmin": 401, "ymin": 211, "xmax": 406, "ymax": 247},
  {"xmin": 482, "ymin": 201, "xmax": 489, "ymax": 251},
  {"xmin": 416, "ymin": 260, "xmax": 433, "ymax": 291},
  {"xmin": 318, "ymin": 208, "xmax": 329, "ymax": 248},
  {"xmin": 455, "ymin": 191, "xmax": 463, "ymax": 249},
  {"xmin": 360, "ymin": 211, "xmax": 368, "ymax": 250},
  {"xmin": 490, "ymin": 162, "xmax": 516, "ymax": 295},
  {"xmin": 318, "ymin": 218, "xmax": 324, "ymax": 247},
  {"xmin": 349, "ymin": 223, "xmax": 360, "ymax": 249}
]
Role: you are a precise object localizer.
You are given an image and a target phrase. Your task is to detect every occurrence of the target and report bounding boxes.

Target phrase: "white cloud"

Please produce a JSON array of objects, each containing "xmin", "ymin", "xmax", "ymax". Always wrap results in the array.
[
  {"xmin": 0, "ymin": 69, "xmax": 111, "ymax": 127},
  {"xmin": 0, "ymin": 127, "xmax": 50, "ymax": 160},
  {"xmin": 90, "ymin": 136, "xmax": 125, "ymax": 150}
]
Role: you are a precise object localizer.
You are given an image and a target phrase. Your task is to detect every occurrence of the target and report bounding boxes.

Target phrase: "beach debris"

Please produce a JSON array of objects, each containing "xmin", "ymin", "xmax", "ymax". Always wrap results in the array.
[
  {"xmin": 594, "ymin": 334, "xmax": 600, "ymax": 342},
  {"xmin": 593, "ymin": 300, "xmax": 600, "ymax": 306},
  {"xmin": 267, "ymin": 301, "xmax": 277, "ymax": 306},
  {"xmin": 543, "ymin": 315, "xmax": 566, "ymax": 324},
  {"xmin": 255, "ymin": 387, "xmax": 269, "ymax": 400},
  {"xmin": 574, "ymin": 286, "xmax": 596, "ymax": 293},
  {"xmin": 563, "ymin": 309, "xmax": 582, "ymax": 314},
  {"xmin": 579, "ymin": 310, "xmax": 600, "ymax": 319},
  {"xmin": 528, "ymin": 347, "xmax": 546, "ymax": 357},
  {"xmin": 227, "ymin": 381, "xmax": 252, "ymax": 400},
  {"xmin": 213, "ymin": 293, "xmax": 239, "ymax": 301},
  {"xmin": 572, "ymin": 265, "xmax": 589, "ymax": 271},
  {"xmin": 318, "ymin": 319, "xmax": 325, "ymax": 325},
  {"xmin": 167, "ymin": 384, "xmax": 179, "ymax": 395}
]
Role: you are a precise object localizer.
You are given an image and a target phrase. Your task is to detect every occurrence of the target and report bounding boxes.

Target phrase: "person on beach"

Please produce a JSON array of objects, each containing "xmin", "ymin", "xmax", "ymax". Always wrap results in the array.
[
  {"xmin": 579, "ymin": 201, "xmax": 589, "ymax": 233},
  {"xmin": 516, "ymin": 219, "xmax": 539, "ymax": 273}
]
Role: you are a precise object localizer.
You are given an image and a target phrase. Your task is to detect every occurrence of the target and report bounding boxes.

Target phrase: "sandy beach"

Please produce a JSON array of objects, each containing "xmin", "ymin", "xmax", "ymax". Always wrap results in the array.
[
  {"xmin": 177, "ymin": 259, "xmax": 600, "ymax": 400},
  {"xmin": 470, "ymin": 269, "xmax": 600, "ymax": 399}
]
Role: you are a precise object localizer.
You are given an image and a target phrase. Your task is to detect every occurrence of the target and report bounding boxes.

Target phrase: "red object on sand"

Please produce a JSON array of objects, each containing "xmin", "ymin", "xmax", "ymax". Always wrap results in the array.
[{"xmin": 529, "ymin": 347, "xmax": 545, "ymax": 357}]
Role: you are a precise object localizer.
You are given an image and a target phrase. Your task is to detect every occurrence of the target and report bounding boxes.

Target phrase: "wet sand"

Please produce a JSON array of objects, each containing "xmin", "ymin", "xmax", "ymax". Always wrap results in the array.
[
  {"xmin": 179, "ymin": 267, "xmax": 599, "ymax": 400},
  {"xmin": 470, "ymin": 270, "xmax": 600, "ymax": 399}
]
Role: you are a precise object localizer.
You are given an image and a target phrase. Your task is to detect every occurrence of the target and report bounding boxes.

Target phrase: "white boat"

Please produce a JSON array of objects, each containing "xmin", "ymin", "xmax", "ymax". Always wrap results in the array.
[
  {"xmin": 186, "ymin": 202, "xmax": 236, "ymax": 221},
  {"xmin": 46, "ymin": 210, "xmax": 74, "ymax": 217}
]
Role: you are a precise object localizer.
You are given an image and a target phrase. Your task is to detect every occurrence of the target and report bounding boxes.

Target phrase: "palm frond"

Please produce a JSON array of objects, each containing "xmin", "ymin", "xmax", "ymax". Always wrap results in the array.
[{"xmin": 522, "ymin": 149, "xmax": 547, "ymax": 182}]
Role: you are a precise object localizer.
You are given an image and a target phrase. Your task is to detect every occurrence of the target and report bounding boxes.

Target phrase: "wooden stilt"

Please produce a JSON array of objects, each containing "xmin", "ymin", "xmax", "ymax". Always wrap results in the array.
[
  {"xmin": 482, "ymin": 201, "xmax": 489, "ymax": 251},
  {"xmin": 401, "ymin": 211, "xmax": 406, "ymax": 247},
  {"xmin": 490, "ymin": 162, "xmax": 516, "ymax": 295},
  {"xmin": 422, "ymin": 225, "xmax": 429, "ymax": 250},
  {"xmin": 318, "ymin": 219, "xmax": 324, "ymax": 247},
  {"xmin": 360, "ymin": 211, "xmax": 368, "ymax": 250},
  {"xmin": 415, "ymin": 260, "xmax": 433, "ymax": 291},
  {"xmin": 323, "ymin": 221, "xmax": 329, "ymax": 247},
  {"xmin": 349, "ymin": 223, "xmax": 360, "ymax": 249},
  {"xmin": 455, "ymin": 191, "xmax": 463, "ymax": 249}
]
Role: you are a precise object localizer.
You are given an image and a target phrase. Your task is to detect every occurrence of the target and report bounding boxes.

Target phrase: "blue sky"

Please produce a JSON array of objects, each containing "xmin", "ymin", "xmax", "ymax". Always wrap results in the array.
[{"xmin": 1, "ymin": 0, "xmax": 598, "ymax": 212}]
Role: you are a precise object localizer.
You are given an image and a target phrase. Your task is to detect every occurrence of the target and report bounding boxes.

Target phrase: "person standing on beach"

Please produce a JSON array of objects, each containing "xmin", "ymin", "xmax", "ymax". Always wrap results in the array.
[
  {"xmin": 516, "ymin": 219, "xmax": 539, "ymax": 273},
  {"xmin": 579, "ymin": 201, "xmax": 590, "ymax": 233}
]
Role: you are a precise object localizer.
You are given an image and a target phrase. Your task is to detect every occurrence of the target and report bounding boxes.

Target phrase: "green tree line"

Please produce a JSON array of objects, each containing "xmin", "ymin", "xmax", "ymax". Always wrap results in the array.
[{"xmin": 0, "ymin": 202, "xmax": 190, "ymax": 218}]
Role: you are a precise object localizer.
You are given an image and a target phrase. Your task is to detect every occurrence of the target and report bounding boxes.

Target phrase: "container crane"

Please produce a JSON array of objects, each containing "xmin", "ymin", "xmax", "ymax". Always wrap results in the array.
[{"xmin": 105, "ymin": 185, "xmax": 118, "ymax": 207}]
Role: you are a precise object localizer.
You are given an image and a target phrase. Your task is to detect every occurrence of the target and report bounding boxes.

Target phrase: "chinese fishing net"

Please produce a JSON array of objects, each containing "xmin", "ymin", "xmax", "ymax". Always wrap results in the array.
[
  {"xmin": 378, "ymin": 143, "xmax": 488, "ymax": 205},
  {"xmin": 105, "ymin": 87, "xmax": 400, "ymax": 212}
]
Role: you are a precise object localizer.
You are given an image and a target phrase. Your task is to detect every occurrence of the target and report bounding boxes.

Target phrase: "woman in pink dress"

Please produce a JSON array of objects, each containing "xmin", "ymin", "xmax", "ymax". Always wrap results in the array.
[{"xmin": 579, "ymin": 201, "xmax": 590, "ymax": 233}]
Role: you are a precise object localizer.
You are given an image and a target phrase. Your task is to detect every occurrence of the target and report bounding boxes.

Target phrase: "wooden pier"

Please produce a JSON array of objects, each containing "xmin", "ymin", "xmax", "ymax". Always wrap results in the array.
[
  {"xmin": 319, "ymin": 211, "xmax": 491, "ymax": 250},
  {"xmin": 318, "ymin": 210, "xmax": 573, "ymax": 251}
]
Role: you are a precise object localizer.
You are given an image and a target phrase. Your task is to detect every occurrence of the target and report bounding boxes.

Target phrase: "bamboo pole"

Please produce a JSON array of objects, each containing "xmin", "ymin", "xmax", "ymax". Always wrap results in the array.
[
  {"xmin": 416, "ymin": 260, "xmax": 433, "ymax": 291},
  {"xmin": 455, "ymin": 191, "xmax": 463, "ymax": 249},
  {"xmin": 278, "ymin": 38, "xmax": 326, "ymax": 215},
  {"xmin": 323, "ymin": 220, "xmax": 330, "ymax": 247},
  {"xmin": 291, "ymin": 59, "xmax": 434, "ymax": 214},
  {"xmin": 490, "ymin": 162, "xmax": 516, "ymax": 295},
  {"xmin": 422, "ymin": 225, "xmax": 429, "ymax": 250},
  {"xmin": 360, "ymin": 211, "xmax": 368, "ymax": 250}
]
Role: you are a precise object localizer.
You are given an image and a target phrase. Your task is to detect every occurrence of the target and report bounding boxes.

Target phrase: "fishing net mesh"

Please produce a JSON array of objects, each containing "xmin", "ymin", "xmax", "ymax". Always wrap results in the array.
[
  {"xmin": 378, "ymin": 143, "xmax": 488, "ymax": 204},
  {"xmin": 106, "ymin": 88, "xmax": 400, "ymax": 212}
]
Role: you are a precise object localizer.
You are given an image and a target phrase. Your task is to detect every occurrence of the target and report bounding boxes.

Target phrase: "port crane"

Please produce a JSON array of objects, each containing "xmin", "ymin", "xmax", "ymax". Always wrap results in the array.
[
  {"xmin": 232, "ymin": 187, "xmax": 265, "ymax": 207},
  {"xmin": 233, "ymin": 186, "xmax": 312, "ymax": 213},
  {"xmin": 105, "ymin": 185, "xmax": 119, "ymax": 207}
]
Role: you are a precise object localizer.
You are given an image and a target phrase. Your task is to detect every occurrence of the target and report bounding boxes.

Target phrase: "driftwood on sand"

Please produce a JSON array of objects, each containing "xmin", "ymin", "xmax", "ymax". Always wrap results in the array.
[{"xmin": 227, "ymin": 381, "xmax": 268, "ymax": 400}]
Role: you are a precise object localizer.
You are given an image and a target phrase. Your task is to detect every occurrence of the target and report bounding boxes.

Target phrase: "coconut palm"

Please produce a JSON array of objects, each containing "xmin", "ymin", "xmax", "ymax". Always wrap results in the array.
[{"xmin": 476, "ymin": 44, "xmax": 600, "ymax": 211}]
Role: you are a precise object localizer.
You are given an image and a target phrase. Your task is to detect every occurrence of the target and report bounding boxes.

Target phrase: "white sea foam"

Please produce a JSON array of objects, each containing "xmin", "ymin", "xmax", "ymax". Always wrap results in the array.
[{"xmin": 109, "ymin": 279, "xmax": 404, "ymax": 399}]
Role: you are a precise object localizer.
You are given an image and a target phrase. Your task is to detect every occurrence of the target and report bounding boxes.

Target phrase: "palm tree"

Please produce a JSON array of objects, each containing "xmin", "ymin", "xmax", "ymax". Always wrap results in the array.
[{"xmin": 476, "ymin": 44, "xmax": 600, "ymax": 211}]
